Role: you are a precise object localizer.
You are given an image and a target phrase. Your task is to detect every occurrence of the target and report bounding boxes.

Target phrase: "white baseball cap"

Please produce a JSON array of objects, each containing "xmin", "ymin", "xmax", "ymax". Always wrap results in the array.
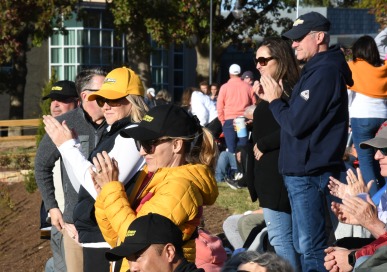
[
  {"xmin": 147, "ymin": 88, "xmax": 155, "ymax": 97},
  {"xmin": 229, "ymin": 64, "xmax": 241, "ymax": 75}
]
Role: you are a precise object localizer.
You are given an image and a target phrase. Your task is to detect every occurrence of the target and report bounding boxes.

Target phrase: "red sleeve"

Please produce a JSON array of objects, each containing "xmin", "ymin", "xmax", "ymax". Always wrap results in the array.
[{"xmin": 356, "ymin": 232, "xmax": 387, "ymax": 258}]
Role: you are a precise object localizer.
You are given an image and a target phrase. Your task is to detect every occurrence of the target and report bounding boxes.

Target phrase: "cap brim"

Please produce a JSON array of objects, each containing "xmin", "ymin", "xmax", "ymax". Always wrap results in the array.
[
  {"xmin": 282, "ymin": 27, "xmax": 309, "ymax": 40},
  {"xmin": 105, "ymin": 243, "xmax": 149, "ymax": 261},
  {"xmin": 360, "ymin": 138, "xmax": 387, "ymax": 149},
  {"xmin": 120, "ymin": 126, "xmax": 162, "ymax": 141},
  {"xmin": 42, "ymin": 93, "xmax": 77, "ymax": 101},
  {"xmin": 88, "ymin": 89, "xmax": 127, "ymax": 101}
]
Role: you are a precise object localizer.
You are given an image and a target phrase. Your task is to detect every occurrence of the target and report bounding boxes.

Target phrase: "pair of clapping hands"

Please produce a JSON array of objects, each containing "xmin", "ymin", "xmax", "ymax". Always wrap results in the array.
[{"xmin": 328, "ymin": 167, "xmax": 376, "ymax": 226}]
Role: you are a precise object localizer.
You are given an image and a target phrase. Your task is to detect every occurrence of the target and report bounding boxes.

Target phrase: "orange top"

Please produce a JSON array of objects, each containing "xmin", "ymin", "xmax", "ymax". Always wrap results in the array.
[{"xmin": 348, "ymin": 60, "xmax": 387, "ymax": 98}]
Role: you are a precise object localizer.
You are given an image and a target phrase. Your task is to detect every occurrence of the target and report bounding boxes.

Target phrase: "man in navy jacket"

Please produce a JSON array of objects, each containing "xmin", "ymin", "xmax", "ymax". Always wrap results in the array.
[{"xmin": 257, "ymin": 12, "xmax": 353, "ymax": 271}]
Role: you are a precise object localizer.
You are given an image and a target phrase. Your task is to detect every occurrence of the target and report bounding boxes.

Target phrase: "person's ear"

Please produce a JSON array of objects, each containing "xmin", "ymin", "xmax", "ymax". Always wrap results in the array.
[
  {"xmin": 316, "ymin": 31, "xmax": 325, "ymax": 45},
  {"xmin": 80, "ymin": 91, "xmax": 88, "ymax": 102},
  {"xmin": 164, "ymin": 243, "xmax": 177, "ymax": 262},
  {"xmin": 172, "ymin": 139, "xmax": 184, "ymax": 153}
]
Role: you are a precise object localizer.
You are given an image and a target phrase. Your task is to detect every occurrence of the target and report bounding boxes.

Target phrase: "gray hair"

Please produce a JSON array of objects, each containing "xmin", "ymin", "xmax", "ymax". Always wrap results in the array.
[
  {"xmin": 75, "ymin": 67, "xmax": 107, "ymax": 97},
  {"xmin": 238, "ymin": 251, "xmax": 294, "ymax": 272}
]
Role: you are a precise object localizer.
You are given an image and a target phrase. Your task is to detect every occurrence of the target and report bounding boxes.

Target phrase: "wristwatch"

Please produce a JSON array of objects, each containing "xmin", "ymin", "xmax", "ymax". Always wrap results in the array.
[{"xmin": 348, "ymin": 250, "xmax": 357, "ymax": 267}]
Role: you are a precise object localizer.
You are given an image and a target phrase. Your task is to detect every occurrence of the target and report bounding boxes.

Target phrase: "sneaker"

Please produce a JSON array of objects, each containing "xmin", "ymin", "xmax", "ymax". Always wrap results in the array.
[
  {"xmin": 225, "ymin": 178, "xmax": 241, "ymax": 190},
  {"xmin": 234, "ymin": 172, "xmax": 243, "ymax": 180}
]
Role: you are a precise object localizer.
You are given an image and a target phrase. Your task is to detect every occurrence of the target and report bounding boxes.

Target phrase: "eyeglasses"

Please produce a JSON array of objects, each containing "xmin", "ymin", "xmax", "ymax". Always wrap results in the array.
[
  {"xmin": 83, "ymin": 89, "xmax": 99, "ymax": 92},
  {"xmin": 95, "ymin": 97, "xmax": 124, "ymax": 107},
  {"xmin": 135, "ymin": 138, "xmax": 173, "ymax": 154},
  {"xmin": 254, "ymin": 56, "xmax": 274, "ymax": 66},
  {"xmin": 375, "ymin": 147, "xmax": 387, "ymax": 156},
  {"xmin": 293, "ymin": 31, "xmax": 319, "ymax": 43}
]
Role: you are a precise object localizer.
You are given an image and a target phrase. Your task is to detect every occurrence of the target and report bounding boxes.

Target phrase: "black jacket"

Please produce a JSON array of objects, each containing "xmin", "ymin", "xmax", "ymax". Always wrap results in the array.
[{"xmin": 73, "ymin": 117, "xmax": 132, "ymax": 243}]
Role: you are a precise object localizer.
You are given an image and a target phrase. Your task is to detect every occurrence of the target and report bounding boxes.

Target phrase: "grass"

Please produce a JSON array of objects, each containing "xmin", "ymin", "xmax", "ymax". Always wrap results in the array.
[{"xmin": 215, "ymin": 182, "xmax": 259, "ymax": 214}]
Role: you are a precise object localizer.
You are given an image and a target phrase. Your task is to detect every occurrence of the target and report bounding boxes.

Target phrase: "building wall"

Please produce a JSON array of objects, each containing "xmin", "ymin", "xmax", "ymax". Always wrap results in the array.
[{"xmin": 24, "ymin": 42, "xmax": 49, "ymax": 118}]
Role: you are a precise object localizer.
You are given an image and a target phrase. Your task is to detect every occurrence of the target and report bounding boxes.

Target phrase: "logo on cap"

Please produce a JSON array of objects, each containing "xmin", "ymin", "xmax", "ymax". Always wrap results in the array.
[
  {"xmin": 104, "ymin": 78, "xmax": 116, "ymax": 84},
  {"xmin": 52, "ymin": 86, "xmax": 63, "ymax": 91},
  {"xmin": 293, "ymin": 18, "xmax": 304, "ymax": 26},
  {"xmin": 143, "ymin": 115, "xmax": 154, "ymax": 122},
  {"xmin": 126, "ymin": 230, "xmax": 136, "ymax": 237}
]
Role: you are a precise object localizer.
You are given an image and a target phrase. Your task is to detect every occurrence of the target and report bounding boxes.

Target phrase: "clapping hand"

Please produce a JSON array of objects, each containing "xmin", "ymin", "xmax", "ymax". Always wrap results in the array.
[
  {"xmin": 89, "ymin": 151, "xmax": 119, "ymax": 194},
  {"xmin": 43, "ymin": 115, "xmax": 77, "ymax": 147},
  {"xmin": 328, "ymin": 168, "xmax": 373, "ymax": 200}
]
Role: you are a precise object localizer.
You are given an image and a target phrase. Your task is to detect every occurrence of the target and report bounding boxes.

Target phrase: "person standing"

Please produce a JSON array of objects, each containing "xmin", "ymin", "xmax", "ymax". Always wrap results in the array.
[
  {"xmin": 347, "ymin": 35, "xmax": 387, "ymax": 196},
  {"xmin": 251, "ymin": 37, "xmax": 301, "ymax": 271},
  {"xmin": 43, "ymin": 67, "xmax": 148, "ymax": 272},
  {"xmin": 199, "ymin": 81, "xmax": 210, "ymax": 95},
  {"xmin": 258, "ymin": 12, "xmax": 353, "ymax": 271},
  {"xmin": 144, "ymin": 87, "xmax": 156, "ymax": 109},
  {"xmin": 241, "ymin": 71, "xmax": 254, "ymax": 86},
  {"xmin": 217, "ymin": 64, "xmax": 255, "ymax": 154},
  {"xmin": 40, "ymin": 80, "xmax": 79, "ymax": 272},
  {"xmin": 35, "ymin": 68, "xmax": 107, "ymax": 272}
]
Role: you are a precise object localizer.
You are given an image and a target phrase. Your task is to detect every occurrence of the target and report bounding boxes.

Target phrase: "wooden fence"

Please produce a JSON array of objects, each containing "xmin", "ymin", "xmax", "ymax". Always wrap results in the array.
[{"xmin": 0, "ymin": 119, "xmax": 40, "ymax": 141}]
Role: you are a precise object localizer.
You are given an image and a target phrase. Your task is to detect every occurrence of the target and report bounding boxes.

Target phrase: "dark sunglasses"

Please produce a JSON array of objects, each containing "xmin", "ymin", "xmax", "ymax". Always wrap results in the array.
[
  {"xmin": 254, "ymin": 56, "xmax": 274, "ymax": 66},
  {"xmin": 375, "ymin": 147, "xmax": 387, "ymax": 156},
  {"xmin": 135, "ymin": 138, "xmax": 172, "ymax": 154},
  {"xmin": 95, "ymin": 97, "xmax": 124, "ymax": 107}
]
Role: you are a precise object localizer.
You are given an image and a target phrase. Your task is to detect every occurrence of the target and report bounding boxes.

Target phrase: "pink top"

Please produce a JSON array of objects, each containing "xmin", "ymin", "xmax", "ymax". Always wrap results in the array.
[{"xmin": 217, "ymin": 77, "xmax": 255, "ymax": 124}]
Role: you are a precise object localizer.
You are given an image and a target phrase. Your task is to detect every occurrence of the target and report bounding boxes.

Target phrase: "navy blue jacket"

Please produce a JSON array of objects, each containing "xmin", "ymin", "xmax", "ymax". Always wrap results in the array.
[{"xmin": 269, "ymin": 46, "xmax": 353, "ymax": 176}]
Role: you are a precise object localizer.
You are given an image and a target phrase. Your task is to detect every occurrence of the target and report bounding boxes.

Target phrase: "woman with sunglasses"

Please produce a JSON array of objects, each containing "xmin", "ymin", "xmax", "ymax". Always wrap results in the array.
[
  {"xmin": 90, "ymin": 104, "xmax": 219, "ymax": 272},
  {"xmin": 43, "ymin": 67, "xmax": 148, "ymax": 272},
  {"xmin": 250, "ymin": 37, "xmax": 300, "ymax": 271}
]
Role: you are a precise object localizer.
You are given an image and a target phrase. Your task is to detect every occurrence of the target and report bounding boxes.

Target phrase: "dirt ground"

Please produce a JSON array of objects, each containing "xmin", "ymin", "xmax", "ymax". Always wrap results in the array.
[{"xmin": 0, "ymin": 177, "xmax": 231, "ymax": 272}]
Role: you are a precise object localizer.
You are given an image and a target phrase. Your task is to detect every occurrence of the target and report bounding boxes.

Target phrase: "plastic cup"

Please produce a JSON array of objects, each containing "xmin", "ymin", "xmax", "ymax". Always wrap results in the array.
[{"xmin": 235, "ymin": 116, "xmax": 247, "ymax": 138}]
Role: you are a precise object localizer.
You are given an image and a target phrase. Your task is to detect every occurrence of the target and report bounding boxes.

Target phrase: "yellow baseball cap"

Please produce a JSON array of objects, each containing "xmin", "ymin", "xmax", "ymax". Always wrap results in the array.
[{"xmin": 88, "ymin": 67, "xmax": 144, "ymax": 101}]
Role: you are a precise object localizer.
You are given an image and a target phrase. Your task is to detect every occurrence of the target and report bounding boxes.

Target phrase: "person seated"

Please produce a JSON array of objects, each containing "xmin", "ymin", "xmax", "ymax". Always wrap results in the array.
[
  {"xmin": 222, "ymin": 251, "xmax": 294, "ymax": 272},
  {"xmin": 91, "ymin": 105, "xmax": 219, "ymax": 272},
  {"xmin": 324, "ymin": 122, "xmax": 387, "ymax": 271},
  {"xmin": 105, "ymin": 213, "xmax": 204, "ymax": 272},
  {"xmin": 222, "ymin": 210, "xmax": 265, "ymax": 251}
]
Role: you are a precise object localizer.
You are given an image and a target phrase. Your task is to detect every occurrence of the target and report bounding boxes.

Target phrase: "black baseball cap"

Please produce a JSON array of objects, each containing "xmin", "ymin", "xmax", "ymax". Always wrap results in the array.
[
  {"xmin": 120, "ymin": 104, "xmax": 200, "ymax": 141},
  {"xmin": 282, "ymin": 12, "xmax": 331, "ymax": 40},
  {"xmin": 241, "ymin": 71, "xmax": 254, "ymax": 80},
  {"xmin": 42, "ymin": 80, "xmax": 78, "ymax": 101},
  {"xmin": 105, "ymin": 213, "xmax": 183, "ymax": 261}
]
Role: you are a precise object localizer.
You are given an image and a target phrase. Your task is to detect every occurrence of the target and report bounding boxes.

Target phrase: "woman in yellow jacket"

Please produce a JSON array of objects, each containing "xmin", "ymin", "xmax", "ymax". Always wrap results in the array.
[{"xmin": 91, "ymin": 104, "xmax": 219, "ymax": 272}]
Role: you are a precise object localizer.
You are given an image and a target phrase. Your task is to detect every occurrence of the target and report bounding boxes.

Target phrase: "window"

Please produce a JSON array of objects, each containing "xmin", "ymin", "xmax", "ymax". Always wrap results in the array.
[{"xmin": 49, "ymin": 10, "xmax": 125, "ymax": 81}]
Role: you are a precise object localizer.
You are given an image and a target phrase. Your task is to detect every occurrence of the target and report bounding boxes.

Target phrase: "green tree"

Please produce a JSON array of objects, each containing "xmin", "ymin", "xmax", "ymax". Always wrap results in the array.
[
  {"xmin": 108, "ymin": 0, "xmax": 296, "ymax": 84},
  {"xmin": 356, "ymin": 0, "xmax": 386, "ymax": 28},
  {"xmin": 0, "ymin": 0, "xmax": 78, "ymax": 120}
]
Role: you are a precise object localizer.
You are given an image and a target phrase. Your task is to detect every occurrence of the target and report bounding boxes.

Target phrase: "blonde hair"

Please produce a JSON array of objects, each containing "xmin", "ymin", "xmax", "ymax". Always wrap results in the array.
[
  {"xmin": 125, "ymin": 94, "xmax": 149, "ymax": 123},
  {"xmin": 183, "ymin": 127, "xmax": 218, "ymax": 170}
]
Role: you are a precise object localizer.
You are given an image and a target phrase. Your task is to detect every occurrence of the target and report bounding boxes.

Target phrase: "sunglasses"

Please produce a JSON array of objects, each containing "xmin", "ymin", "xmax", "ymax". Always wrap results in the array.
[
  {"xmin": 135, "ymin": 138, "xmax": 172, "ymax": 154},
  {"xmin": 375, "ymin": 147, "xmax": 387, "ymax": 156},
  {"xmin": 254, "ymin": 56, "xmax": 274, "ymax": 66},
  {"xmin": 95, "ymin": 97, "xmax": 124, "ymax": 107},
  {"xmin": 293, "ymin": 31, "xmax": 319, "ymax": 43}
]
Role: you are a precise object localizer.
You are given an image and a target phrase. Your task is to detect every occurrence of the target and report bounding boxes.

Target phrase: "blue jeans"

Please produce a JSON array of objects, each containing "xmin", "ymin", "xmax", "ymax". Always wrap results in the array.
[
  {"xmin": 284, "ymin": 172, "xmax": 338, "ymax": 272},
  {"xmin": 223, "ymin": 119, "xmax": 248, "ymax": 153},
  {"xmin": 215, "ymin": 151, "xmax": 237, "ymax": 182},
  {"xmin": 263, "ymin": 208, "xmax": 301, "ymax": 271},
  {"xmin": 351, "ymin": 118, "xmax": 386, "ymax": 196}
]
